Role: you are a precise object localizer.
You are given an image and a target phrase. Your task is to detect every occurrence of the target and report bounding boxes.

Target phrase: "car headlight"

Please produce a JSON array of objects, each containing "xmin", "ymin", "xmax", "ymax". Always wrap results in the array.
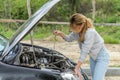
[{"xmin": 61, "ymin": 72, "xmax": 81, "ymax": 80}]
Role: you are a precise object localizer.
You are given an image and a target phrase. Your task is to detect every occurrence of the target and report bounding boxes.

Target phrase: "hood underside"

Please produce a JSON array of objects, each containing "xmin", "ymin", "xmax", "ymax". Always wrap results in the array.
[{"xmin": 2, "ymin": 0, "xmax": 60, "ymax": 59}]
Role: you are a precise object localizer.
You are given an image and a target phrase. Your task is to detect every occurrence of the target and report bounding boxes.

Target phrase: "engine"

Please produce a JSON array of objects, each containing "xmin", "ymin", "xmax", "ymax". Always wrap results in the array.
[
  {"xmin": 15, "ymin": 45, "xmax": 88, "ymax": 80},
  {"xmin": 19, "ymin": 45, "xmax": 74, "ymax": 71}
]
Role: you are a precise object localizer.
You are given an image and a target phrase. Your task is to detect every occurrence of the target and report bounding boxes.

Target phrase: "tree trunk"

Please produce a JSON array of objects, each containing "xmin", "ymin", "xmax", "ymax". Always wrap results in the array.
[
  {"xmin": 27, "ymin": 0, "xmax": 34, "ymax": 45},
  {"xmin": 92, "ymin": 0, "xmax": 96, "ymax": 23},
  {"xmin": 4, "ymin": 0, "xmax": 12, "ymax": 27},
  {"xmin": 27, "ymin": 0, "xmax": 31, "ymax": 17}
]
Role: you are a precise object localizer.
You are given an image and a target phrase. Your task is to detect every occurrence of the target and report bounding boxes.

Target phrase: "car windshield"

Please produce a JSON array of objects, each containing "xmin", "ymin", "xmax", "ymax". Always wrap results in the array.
[{"xmin": 0, "ymin": 35, "xmax": 8, "ymax": 55}]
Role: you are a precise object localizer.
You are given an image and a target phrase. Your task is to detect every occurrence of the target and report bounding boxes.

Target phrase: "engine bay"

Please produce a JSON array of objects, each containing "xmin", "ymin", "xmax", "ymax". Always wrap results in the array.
[{"xmin": 18, "ymin": 45, "xmax": 75, "ymax": 71}]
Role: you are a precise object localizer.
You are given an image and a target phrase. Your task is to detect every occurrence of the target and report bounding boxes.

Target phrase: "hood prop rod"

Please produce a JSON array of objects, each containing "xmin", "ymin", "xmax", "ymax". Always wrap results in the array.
[{"xmin": 30, "ymin": 31, "xmax": 37, "ymax": 66}]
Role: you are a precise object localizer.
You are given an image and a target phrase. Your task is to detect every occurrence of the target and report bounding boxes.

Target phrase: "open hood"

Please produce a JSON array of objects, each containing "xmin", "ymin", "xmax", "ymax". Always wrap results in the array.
[{"xmin": 2, "ymin": 0, "xmax": 60, "ymax": 59}]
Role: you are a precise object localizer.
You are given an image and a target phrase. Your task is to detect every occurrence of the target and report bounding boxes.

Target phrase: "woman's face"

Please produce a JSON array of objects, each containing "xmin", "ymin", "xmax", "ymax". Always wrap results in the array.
[{"xmin": 70, "ymin": 23, "xmax": 84, "ymax": 33}]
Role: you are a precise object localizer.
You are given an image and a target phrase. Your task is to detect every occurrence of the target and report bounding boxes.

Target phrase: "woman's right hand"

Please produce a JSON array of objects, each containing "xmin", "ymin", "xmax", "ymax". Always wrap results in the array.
[
  {"xmin": 53, "ymin": 30, "xmax": 65, "ymax": 39},
  {"xmin": 53, "ymin": 30, "xmax": 62, "ymax": 36}
]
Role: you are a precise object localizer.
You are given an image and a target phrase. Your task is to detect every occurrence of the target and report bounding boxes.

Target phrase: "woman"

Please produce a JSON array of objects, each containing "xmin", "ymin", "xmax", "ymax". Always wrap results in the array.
[{"xmin": 53, "ymin": 13, "xmax": 110, "ymax": 80}]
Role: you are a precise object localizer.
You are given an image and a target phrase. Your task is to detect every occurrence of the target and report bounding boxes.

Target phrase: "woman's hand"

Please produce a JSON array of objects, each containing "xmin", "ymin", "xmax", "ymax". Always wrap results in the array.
[
  {"xmin": 74, "ymin": 67, "xmax": 82, "ymax": 80},
  {"xmin": 53, "ymin": 30, "xmax": 65, "ymax": 39},
  {"xmin": 74, "ymin": 61, "xmax": 83, "ymax": 80}
]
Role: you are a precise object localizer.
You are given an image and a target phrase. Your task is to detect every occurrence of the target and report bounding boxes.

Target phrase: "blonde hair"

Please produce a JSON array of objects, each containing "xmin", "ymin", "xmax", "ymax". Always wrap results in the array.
[{"xmin": 70, "ymin": 13, "xmax": 93, "ymax": 42}]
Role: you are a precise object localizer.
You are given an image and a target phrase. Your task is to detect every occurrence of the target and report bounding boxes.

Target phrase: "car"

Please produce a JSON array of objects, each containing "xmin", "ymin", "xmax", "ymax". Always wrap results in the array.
[{"xmin": 0, "ymin": 0, "xmax": 90, "ymax": 80}]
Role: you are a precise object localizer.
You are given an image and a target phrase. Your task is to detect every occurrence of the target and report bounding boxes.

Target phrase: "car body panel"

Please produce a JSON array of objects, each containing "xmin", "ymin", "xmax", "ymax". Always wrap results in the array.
[{"xmin": 0, "ymin": 63, "xmax": 61, "ymax": 80}]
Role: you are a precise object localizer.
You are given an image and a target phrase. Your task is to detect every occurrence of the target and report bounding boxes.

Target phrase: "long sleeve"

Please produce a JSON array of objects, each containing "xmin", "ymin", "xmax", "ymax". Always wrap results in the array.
[
  {"xmin": 64, "ymin": 32, "xmax": 79, "ymax": 42},
  {"xmin": 79, "ymin": 30, "xmax": 95, "ymax": 62}
]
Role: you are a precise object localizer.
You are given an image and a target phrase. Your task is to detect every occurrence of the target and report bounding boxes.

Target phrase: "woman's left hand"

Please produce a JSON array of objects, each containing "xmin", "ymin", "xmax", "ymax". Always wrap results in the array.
[
  {"xmin": 74, "ymin": 66, "xmax": 82, "ymax": 80},
  {"xmin": 74, "ymin": 61, "xmax": 83, "ymax": 80}
]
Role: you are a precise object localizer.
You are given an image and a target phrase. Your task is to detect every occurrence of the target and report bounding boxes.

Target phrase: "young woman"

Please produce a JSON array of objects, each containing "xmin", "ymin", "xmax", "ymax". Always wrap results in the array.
[{"xmin": 53, "ymin": 13, "xmax": 110, "ymax": 80}]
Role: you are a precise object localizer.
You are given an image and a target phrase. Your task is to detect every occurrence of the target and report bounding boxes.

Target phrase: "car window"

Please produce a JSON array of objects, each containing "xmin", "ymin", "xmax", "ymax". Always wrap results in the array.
[{"xmin": 0, "ymin": 35, "xmax": 8, "ymax": 55}]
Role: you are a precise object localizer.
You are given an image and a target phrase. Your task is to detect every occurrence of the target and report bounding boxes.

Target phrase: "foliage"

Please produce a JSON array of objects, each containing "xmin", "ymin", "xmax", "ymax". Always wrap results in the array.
[
  {"xmin": 0, "ymin": 0, "xmax": 120, "ymax": 44},
  {"xmin": 11, "ymin": 0, "xmax": 27, "ymax": 19},
  {"xmin": 0, "ymin": 0, "xmax": 119, "ymax": 22},
  {"xmin": 0, "ymin": 23, "xmax": 120, "ymax": 44}
]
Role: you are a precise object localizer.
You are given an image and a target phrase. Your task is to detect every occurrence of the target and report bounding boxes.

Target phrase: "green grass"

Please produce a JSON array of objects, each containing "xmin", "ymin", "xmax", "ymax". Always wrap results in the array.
[
  {"xmin": 0, "ymin": 24, "xmax": 120, "ymax": 44},
  {"xmin": 95, "ymin": 26, "xmax": 120, "ymax": 44},
  {"xmin": 0, "ymin": 24, "xmax": 15, "ymax": 39}
]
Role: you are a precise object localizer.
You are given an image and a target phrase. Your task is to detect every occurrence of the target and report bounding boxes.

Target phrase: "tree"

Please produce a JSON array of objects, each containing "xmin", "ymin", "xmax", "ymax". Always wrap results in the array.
[
  {"xmin": 92, "ymin": 0, "xmax": 96, "ymax": 23},
  {"xmin": 3, "ymin": 0, "xmax": 12, "ymax": 27},
  {"xmin": 69, "ymin": 0, "xmax": 81, "ymax": 14},
  {"xmin": 27, "ymin": 0, "xmax": 34, "ymax": 45},
  {"xmin": 27, "ymin": 0, "xmax": 31, "ymax": 17}
]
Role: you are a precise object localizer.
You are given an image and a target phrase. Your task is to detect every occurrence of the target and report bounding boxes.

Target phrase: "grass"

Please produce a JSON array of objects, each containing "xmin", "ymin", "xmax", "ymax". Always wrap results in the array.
[
  {"xmin": 0, "ymin": 24, "xmax": 15, "ymax": 39},
  {"xmin": 95, "ymin": 26, "xmax": 120, "ymax": 44},
  {"xmin": 109, "ymin": 65, "xmax": 120, "ymax": 68},
  {"xmin": 0, "ymin": 23, "xmax": 120, "ymax": 44}
]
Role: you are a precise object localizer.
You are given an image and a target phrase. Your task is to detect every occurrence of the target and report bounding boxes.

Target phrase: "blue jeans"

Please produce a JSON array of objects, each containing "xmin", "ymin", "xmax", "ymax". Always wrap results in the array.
[{"xmin": 90, "ymin": 47, "xmax": 110, "ymax": 80}]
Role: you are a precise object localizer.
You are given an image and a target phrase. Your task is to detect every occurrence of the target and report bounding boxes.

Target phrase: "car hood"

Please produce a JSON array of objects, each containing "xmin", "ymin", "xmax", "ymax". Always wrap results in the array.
[{"xmin": 1, "ymin": 0, "xmax": 60, "ymax": 59}]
